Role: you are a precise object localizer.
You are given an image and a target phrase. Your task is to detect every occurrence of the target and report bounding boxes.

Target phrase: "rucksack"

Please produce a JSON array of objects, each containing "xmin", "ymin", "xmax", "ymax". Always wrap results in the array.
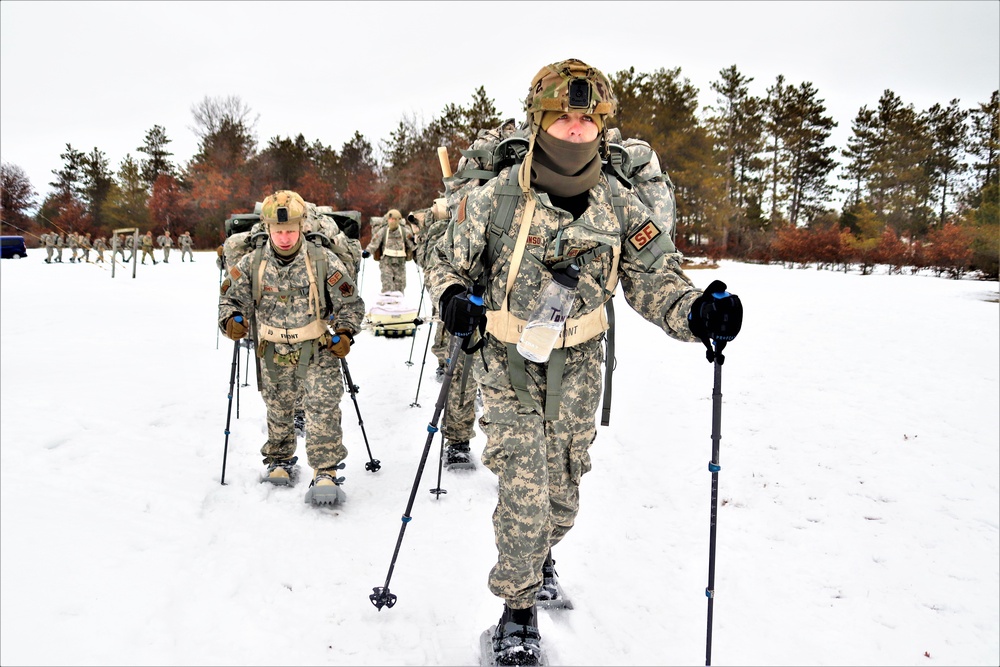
[{"xmin": 441, "ymin": 120, "xmax": 678, "ymax": 426}]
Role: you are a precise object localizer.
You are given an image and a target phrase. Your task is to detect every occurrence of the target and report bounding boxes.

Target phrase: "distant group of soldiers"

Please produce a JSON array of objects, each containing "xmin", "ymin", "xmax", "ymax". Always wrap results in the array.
[{"xmin": 38, "ymin": 229, "xmax": 196, "ymax": 265}]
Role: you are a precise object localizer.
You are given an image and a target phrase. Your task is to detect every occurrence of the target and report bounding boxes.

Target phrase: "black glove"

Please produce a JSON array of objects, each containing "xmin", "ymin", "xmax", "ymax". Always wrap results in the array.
[
  {"xmin": 688, "ymin": 280, "xmax": 743, "ymax": 363},
  {"xmin": 361, "ymin": 250, "xmax": 371, "ymax": 259},
  {"xmin": 441, "ymin": 284, "xmax": 485, "ymax": 337}
]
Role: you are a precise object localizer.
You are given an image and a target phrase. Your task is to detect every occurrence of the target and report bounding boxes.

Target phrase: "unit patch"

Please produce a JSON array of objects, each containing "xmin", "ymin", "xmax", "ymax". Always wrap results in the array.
[
  {"xmin": 628, "ymin": 221, "xmax": 661, "ymax": 252},
  {"xmin": 339, "ymin": 283, "xmax": 354, "ymax": 298},
  {"xmin": 220, "ymin": 278, "xmax": 231, "ymax": 294},
  {"xmin": 229, "ymin": 266, "xmax": 243, "ymax": 280}
]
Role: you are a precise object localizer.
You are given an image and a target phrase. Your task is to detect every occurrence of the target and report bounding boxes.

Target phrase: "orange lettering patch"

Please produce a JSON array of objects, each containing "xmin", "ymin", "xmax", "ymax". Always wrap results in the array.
[
  {"xmin": 327, "ymin": 270, "xmax": 344, "ymax": 286},
  {"xmin": 628, "ymin": 221, "xmax": 661, "ymax": 251},
  {"xmin": 229, "ymin": 266, "xmax": 242, "ymax": 280},
  {"xmin": 456, "ymin": 197, "xmax": 467, "ymax": 224},
  {"xmin": 526, "ymin": 235, "xmax": 543, "ymax": 247}
]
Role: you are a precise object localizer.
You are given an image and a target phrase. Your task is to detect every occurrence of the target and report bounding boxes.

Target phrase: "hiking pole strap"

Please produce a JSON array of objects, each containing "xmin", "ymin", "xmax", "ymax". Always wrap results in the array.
[{"xmin": 600, "ymin": 297, "xmax": 616, "ymax": 426}]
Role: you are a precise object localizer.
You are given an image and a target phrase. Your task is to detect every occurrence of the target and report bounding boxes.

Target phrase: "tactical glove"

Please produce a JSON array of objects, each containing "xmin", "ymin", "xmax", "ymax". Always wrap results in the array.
[
  {"xmin": 688, "ymin": 280, "xmax": 743, "ymax": 362},
  {"xmin": 328, "ymin": 329, "xmax": 353, "ymax": 358},
  {"xmin": 441, "ymin": 284, "xmax": 485, "ymax": 337},
  {"xmin": 225, "ymin": 314, "xmax": 247, "ymax": 340}
]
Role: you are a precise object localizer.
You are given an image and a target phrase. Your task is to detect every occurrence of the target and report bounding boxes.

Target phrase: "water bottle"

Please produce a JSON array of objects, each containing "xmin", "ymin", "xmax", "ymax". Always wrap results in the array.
[{"xmin": 517, "ymin": 264, "xmax": 580, "ymax": 363}]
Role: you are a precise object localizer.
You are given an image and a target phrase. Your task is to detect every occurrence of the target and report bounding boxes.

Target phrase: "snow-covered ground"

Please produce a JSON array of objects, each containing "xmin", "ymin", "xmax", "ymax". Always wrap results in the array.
[{"xmin": 1, "ymin": 250, "xmax": 997, "ymax": 666}]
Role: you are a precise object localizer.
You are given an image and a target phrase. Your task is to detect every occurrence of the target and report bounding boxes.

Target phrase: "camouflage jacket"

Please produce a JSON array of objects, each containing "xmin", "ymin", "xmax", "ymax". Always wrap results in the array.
[
  {"xmin": 157, "ymin": 235, "xmax": 172, "ymax": 248},
  {"xmin": 367, "ymin": 223, "xmax": 415, "ymax": 260},
  {"xmin": 179, "ymin": 235, "xmax": 192, "ymax": 248},
  {"xmin": 430, "ymin": 167, "xmax": 701, "ymax": 345},
  {"xmin": 141, "ymin": 236, "xmax": 154, "ymax": 250},
  {"xmin": 68, "ymin": 235, "xmax": 79, "ymax": 249},
  {"xmin": 218, "ymin": 241, "xmax": 365, "ymax": 357},
  {"xmin": 94, "ymin": 238, "xmax": 107, "ymax": 251}
]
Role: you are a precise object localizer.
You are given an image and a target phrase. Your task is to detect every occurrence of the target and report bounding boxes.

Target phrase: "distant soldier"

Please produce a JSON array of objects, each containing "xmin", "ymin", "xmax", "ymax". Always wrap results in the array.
[
  {"xmin": 54, "ymin": 233, "xmax": 64, "ymax": 263},
  {"xmin": 365, "ymin": 208, "xmax": 415, "ymax": 294},
  {"xmin": 68, "ymin": 232, "xmax": 80, "ymax": 263},
  {"xmin": 124, "ymin": 235, "xmax": 135, "ymax": 262},
  {"xmin": 80, "ymin": 233, "xmax": 93, "ymax": 263},
  {"xmin": 140, "ymin": 231, "xmax": 158, "ymax": 265},
  {"xmin": 93, "ymin": 236, "xmax": 108, "ymax": 263},
  {"xmin": 42, "ymin": 232, "xmax": 54, "ymax": 263},
  {"xmin": 113, "ymin": 234, "xmax": 127, "ymax": 263},
  {"xmin": 179, "ymin": 231, "xmax": 194, "ymax": 262},
  {"xmin": 157, "ymin": 230, "xmax": 173, "ymax": 263}
]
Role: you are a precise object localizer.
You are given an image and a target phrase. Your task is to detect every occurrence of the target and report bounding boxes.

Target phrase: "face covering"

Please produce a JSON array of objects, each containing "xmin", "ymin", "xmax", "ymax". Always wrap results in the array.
[
  {"xmin": 529, "ymin": 130, "xmax": 602, "ymax": 197},
  {"xmin": 269, "ymin": 233, "xmax": 302, "ymax": 263}
]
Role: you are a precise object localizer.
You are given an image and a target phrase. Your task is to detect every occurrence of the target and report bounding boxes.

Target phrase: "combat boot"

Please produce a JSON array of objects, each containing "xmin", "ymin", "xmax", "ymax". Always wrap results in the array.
[
  {"xmin": 304, "ymin": 465, "xmax": 346, "ymax": 506},
  {"xmin": 491, "ymin": 603, "xmax": 542, "ymax": 666},
  {"xmin": 444, "ymin": 440, "xmax": 474, "ymax": 470},
  {"xmin": 262, "ymin": 456, "xmax": 298, "ymax": 485}
]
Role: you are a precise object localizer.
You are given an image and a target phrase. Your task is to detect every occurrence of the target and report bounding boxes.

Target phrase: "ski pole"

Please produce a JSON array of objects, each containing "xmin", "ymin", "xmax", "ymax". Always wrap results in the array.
[
  {"xmin": 235, "ymin": 341, "xmax": 241, "ymax": 419},
  {"xmin": 337, "ymin": 347, "xmax": 381, "ymax": 473},
  {"xmin": 705, "ymin": 344, "xmax": 724, "ymax": 666},
  {"xmin": 220, "ymin": 331, "xmax": 242, "ymax": 485},
  {"xmin": 405, "ymin": 273, "xmax": 427, "ymax": 366},
  {"xmin": 370, "ymin": 334, "xmax": 465, "ymax": 611},
  {"xmin": 241, "ymin": 339, "xmax": 251, "ymax": 388},
  {"xmin": 409, "ymin": 318, "xmax": 435, "ymax": 408}
]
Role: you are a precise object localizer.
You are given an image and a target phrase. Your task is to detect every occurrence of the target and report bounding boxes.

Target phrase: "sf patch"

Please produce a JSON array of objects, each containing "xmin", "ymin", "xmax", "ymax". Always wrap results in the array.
[
  {"xmin": 628, "ymin": 221, "xmax": 661, "ymax": 252},
  {"xmin": 327, "ymin": 270, "xmax": 343, "ymax": 287}
]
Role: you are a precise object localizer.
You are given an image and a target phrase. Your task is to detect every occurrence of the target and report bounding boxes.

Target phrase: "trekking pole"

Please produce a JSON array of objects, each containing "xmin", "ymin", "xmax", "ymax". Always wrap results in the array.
[
  {"xmin": 403, "ymin": 269, "xmax": 427, "ymax": 366},
  {"xmin": 405, "ymin": 273, "xmax": 427, "ymax": 366},
  {"xmin": 409, "ymin": 319, "xmax": 435, "ymax": 407},
  {"xmin": 705, "ymin": 343, "xmax": 725, "ymax": 666},
  {"xmin": 220, "ymin": 331, "xmax": 243, "ymax": 485},
  {"xmin": 370, "ymin": 334, "xmax": 465, "ymax": 611},
  {"xmin": 337, "ymin": 347, "xmax": 381, "ymax": 473},
  {"xmin": 241, "ymin": 339, "xmax": 251, "ymax": 387},
  {"xmin": 358, "ymin": 254, "xmax": 367, "ymax": 294},
  {"xmin": 235, "ymin": 341, "xmax": 241, "ymax": 419}
]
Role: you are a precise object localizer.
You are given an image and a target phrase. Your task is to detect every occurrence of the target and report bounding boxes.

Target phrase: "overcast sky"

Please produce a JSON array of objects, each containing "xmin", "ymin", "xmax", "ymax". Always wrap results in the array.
[{"xmin": 2, "ymin": 0, "xmax": 998, "ymax": 209}]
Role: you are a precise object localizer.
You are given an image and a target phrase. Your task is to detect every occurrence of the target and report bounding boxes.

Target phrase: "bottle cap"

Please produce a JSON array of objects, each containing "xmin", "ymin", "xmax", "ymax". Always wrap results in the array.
[{"xmin": 553, "ymin": 264, "xmax": 580, "ymax": 289}]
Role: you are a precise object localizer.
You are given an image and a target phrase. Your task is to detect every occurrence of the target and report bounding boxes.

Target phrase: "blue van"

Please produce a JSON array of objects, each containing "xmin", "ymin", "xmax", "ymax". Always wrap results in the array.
[{"xmin": 0, "ymin": 236, "xmax": 28, "ymax": 259}]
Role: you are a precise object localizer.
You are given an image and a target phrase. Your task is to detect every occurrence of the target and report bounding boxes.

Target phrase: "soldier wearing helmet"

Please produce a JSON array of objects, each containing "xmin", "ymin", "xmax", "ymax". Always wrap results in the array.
[
  {"xmin": 365, "ymin": 208, "xmax": 415, "ymax": 294},
  {"xmin": 430, "ymin": 58, "xmax": 744, "ymax": 665},
  {"xmin": 218, "ymin": 190, "xmax": 365, "ymax": 506}
]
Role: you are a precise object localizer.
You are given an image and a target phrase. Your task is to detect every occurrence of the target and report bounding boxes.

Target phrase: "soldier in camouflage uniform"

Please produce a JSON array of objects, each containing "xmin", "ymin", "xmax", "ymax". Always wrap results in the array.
[
  {"xmin": 158, "ymin": 230, "xmax": 173, "ymax": 263},
  {"xmin": 67, "ymin": 232, "xmax": 80, "ymax": 263},
  {"xmin": 431, "ymin": 59, "xmax": 743, "ymax": 664},
  {"xmin": 54, "ymin": 233, "xmax": 64, "ymax": 262},
  {"xmin": 413, "ymin": 198, "xmax": 478, "ymax": 468},
  {"xmin": 218, "ymin": 191, "xmax": 364, "ymax": 506},
  {"xmin": 179, "ymin": 231, "xmax": 194, "ymax": 261},
  {"xmin": 93, "ymin": 236, "xmax": 107, "ymax": 263},
  {"xmin": 365, "ymin": 208, "xmax": 415, "ymax": 294},
  {"xmin": 79, "ymin": 233, "xmax": 92, "ymax": 263},
  {"xmin": 42, "ymin": 232, "xmax": 54, "ymax": 263},
  {"xmin": 140, "ymin": 231, "xmax": 158, "ymax": 265}
]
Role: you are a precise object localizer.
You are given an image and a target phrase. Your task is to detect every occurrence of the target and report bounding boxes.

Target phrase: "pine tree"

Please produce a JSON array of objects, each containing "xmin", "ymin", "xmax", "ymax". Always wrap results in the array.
[
  {"xmin": 781, "ymin": 82, "xmax": 837, "ymax": 227},
  {"xmin": 81, "ymin": 148, "xmax": 114, "ymax": 228},
  {"xmin": 137, "ymin": 125, "xmax": 175, "ymax": 189},
  {"xmin": 103, "ymin": 155, "xmax": 150, "ymax": 231}
]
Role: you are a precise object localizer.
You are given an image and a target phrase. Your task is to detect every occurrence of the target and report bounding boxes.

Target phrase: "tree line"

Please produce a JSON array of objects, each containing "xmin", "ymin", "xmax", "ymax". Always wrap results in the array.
[{"xmin": 1, "ymin": 66, "xmax": 997, "ymax": 278}]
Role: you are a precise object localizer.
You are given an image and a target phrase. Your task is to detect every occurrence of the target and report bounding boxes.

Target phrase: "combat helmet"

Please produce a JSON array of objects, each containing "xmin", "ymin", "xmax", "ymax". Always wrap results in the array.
[
  {"xmin": 524, "ymin": 58, "xmax": 617, "ymax": 131},
  {"xmin": 260, "ymin": 190, "xmax": 307, "ymax": 229}
]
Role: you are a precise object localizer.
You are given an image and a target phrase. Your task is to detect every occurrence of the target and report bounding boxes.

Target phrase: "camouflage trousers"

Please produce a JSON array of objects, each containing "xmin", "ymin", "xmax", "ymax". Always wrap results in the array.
[
  {"xmin": 443, "ymin": 348, "xmax": 477, "ymax": 443},
  {"xmin": 378, "ymin": 256, "xmax": 407, "ymax": 293},
  {"xmin": 260, "ymin": 345, "xmax": 348, "ymax": 474},
  {"xmin": 475, "ymin": 334, "xmax": 601, "ymax": 608},
  {"xmin": 162, "ymin": 247, "xmax": 170, "ymax": 261},
  {"xmin": 431, "ymin": 318, "xmax": 449, "ymax": 368},
  {"xmin": 141, "ymin": 248, "xmax": 156, "ymax": 263}
]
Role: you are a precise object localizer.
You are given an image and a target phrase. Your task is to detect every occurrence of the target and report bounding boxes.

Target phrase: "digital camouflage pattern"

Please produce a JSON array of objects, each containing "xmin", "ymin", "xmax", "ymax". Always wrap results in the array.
[
  {"xmin": 366, "ymin": 223, "xmax": 414, "ymax": 293},
  {"xmin": 179, "ymin": 232, "xmax": 193, "ymax": 261},
  {"xmin": 218, "ymin": 240, "xmax": 364, "ymax": 473},
  {"xmin": 429, "ymin": 164, "xmax": 702, "ymax": 605}
]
